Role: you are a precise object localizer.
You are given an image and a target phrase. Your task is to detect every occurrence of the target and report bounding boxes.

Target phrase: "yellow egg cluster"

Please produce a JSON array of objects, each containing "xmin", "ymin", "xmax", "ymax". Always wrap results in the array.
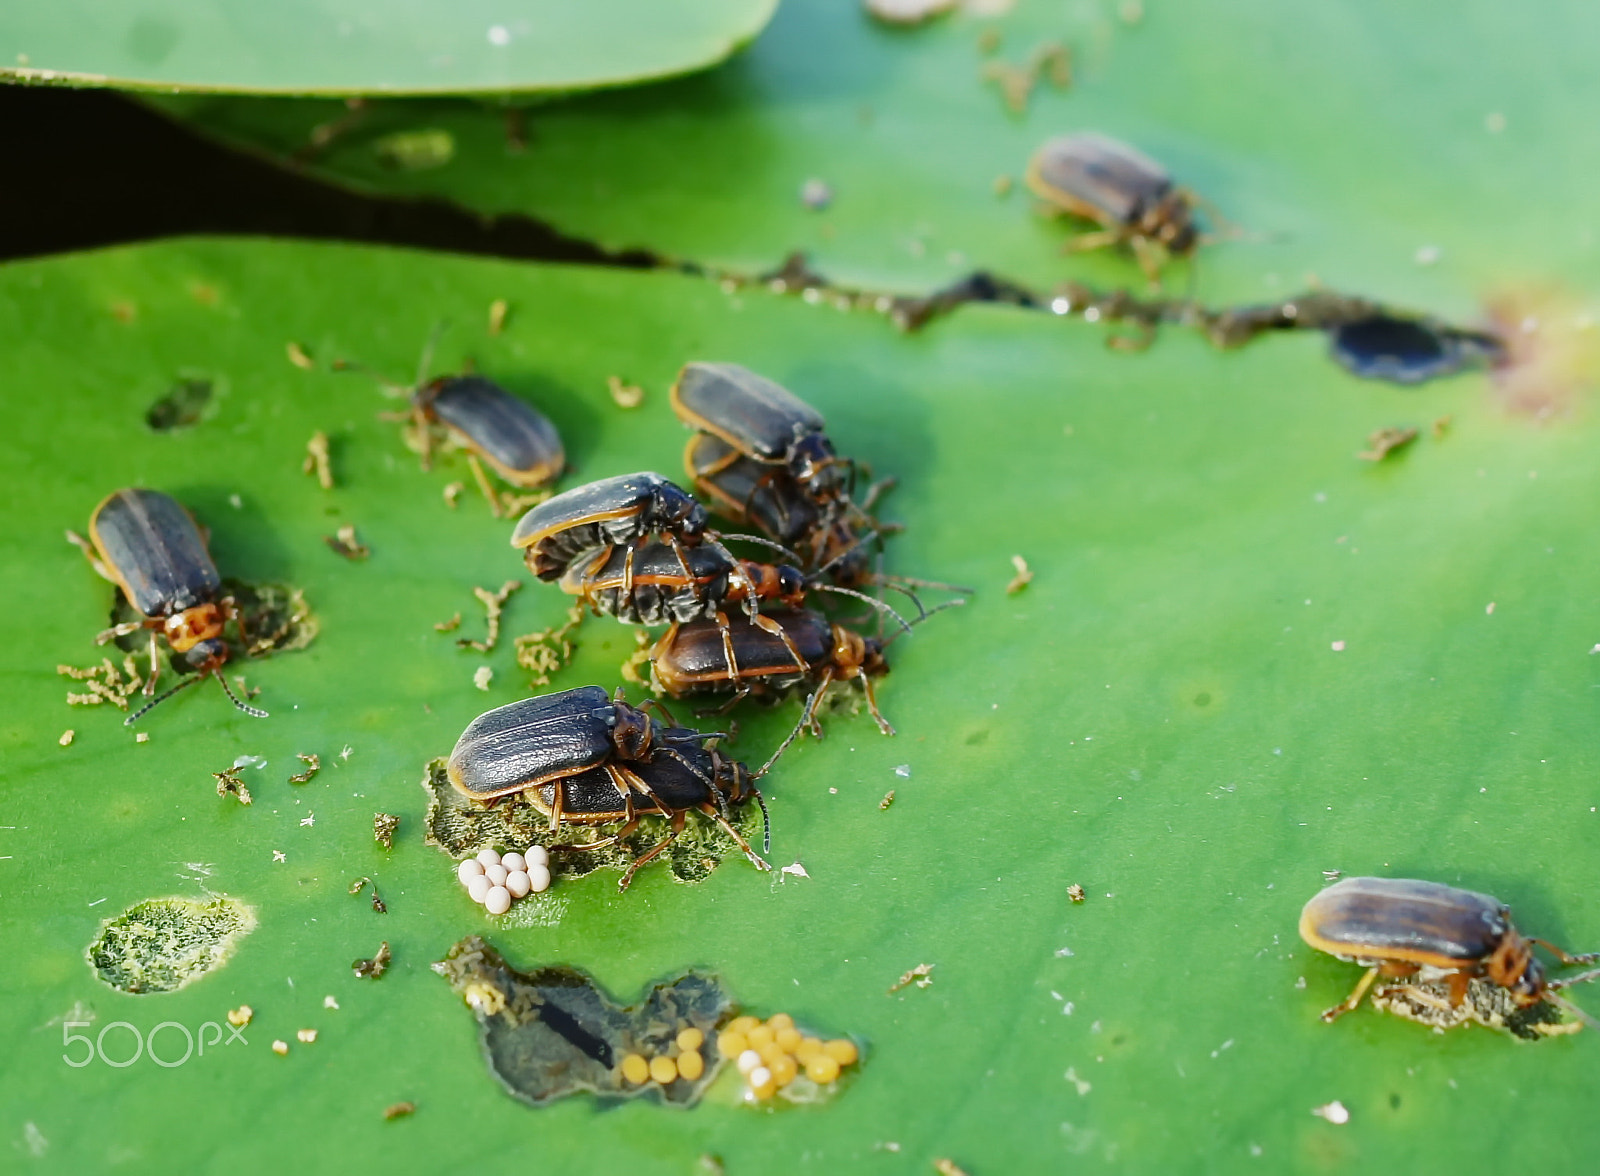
[
  {"xmin": 617, "ymin": 1026, "xmax": 707, "ymax": 1088},
  {"xmin": 716, "ymin": 1012, "xmax": 859, "ymax": 1101}
]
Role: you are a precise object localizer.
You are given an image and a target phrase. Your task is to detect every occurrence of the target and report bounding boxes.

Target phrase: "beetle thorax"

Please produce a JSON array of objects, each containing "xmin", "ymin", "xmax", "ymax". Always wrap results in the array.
[
  {"xmin": 610, "ymin": 702, "xmax": 655, "ymax": 761},
  {"xmin": 1483, "ymin": 931, "xmax": 1543, "ymax": 1003},
  {"xmin": 165, "ymin": 603, "xmax": 225, "ymax": 652}
]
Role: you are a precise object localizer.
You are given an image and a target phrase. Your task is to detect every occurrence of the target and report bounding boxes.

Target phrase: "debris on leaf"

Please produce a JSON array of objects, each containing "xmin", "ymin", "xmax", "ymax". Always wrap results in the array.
[
  {"xmin": 373, "ymin": 812, "xmax": 400, "ymax": 849},
  {"xmin": 272, "ymin": 1039, "xmax": 289, "ymax": 1056},
  {"xmin": 458, "ymin": 580, "xmax": 521, "ymax": 653},
  {"xmin": 934, "ymin": 1159, "xmax": 972, "ymax": 1176},
  {"xmin": 373, "ymin": 128, "xmax": 455, "ymax": 171},
  {"xmin": 514, "ymin": 603, "xmax": 584, "ymax": 687},
  {"xmin": 59, "ymin": 729, "xmax": 74, "ymax": 746},
  {"xmin": 800, "ymin": 178, "xmax": 833, "ymax": 210},
  {"xmin": 1311, "ymin": 1100, "xmax": 1350, "ymax": 1125},
  {"xmin": 145, "ymin": 376, "xmax": 214, "ymax": 432},
  {"xmin": 434, "ymin": 936, "xmax": 733, "ymax": 1107},
  {"xmin": 1371, "ymin": 975, "xmax": 1579, "ymax": 1039},
  {"xmin": 982, "ymin": 41, "xmax": 1070, "ymax": 114},
  {"xmin": 434, "ymin": 612, "xmax": 461, "ymax": 633},
  {"xmin": 383, "ymin": 1101, "xmax": 416, "ymax": 1121},
  {"xmin": 1357, "ymin": 426, "xmax": 1419, "ymax": 462},
  {"xmin": 880, "ymin": 790, "xmax": 896, "ymax": 810},
  {"xmin": 227, "ymin": 1005, "xmax": 254, "ymax": 1028},
  {"xmin": 443, "ymin": 482, "xmax": 464, "ymax": 510},
  {"xmin": 288, "ymin": 753, "xmax": 320, "ymax": 784},
  {"xmin": 608, "ymin": 375, "xmax": 644, "ymax": 409},
  {"xmin": 1067, "ymin": 883, "xmax": 1086, "ymax": 903},
  {"xmin": 214, "ymin": 768, "xmax": 252, "ymax": 805},
  {"xmin": 888, "ymin": 964, "xmax": 935, "ymax": 994},
  {"xmin": 58, "ymin": 655, "xmax": 144, "ymax": 711},
  {"xmin": 1006, "ymin": 554, "xmax": 1033, "ymax": 594},
  {"xmin": 353, "ymin": 941, "xmax": 391, "ymax": 979},
  {"xmin": 325, "ymin": 524, "xmax": 370, "ymax": 560},
  {"xmin": 488, "ymin": 298, "xmax": 509, "ymax": 336},
  {"xmin": 474, "ymin": 665, "xmax": 494, "ymax": 691},
  {"xmin": 302, "ymin": 430, "xmax": 333, "ymax": 489},
  {"xmin": 863, "ymin": 0, "xmax": 957, "ymax": 25},
  {"xmin": 297, "ymin": 1028, "xmax": 318, "ymax": 1044},
  {"xmin": 286, "ymin": 341, "xmax": 315, "ymax": 371}
]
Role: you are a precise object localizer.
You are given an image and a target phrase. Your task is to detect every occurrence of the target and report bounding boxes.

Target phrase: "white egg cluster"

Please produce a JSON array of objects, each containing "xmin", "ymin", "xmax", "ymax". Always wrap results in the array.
[{"xmin": 457, "ymin": 846, "xmax": 551, "ymax": 915}]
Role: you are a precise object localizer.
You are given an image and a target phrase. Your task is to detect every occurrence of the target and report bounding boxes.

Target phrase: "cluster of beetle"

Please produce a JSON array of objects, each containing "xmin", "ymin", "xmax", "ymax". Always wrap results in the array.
[
  {"xmin": 447, "ymin": 361, "xmax": 965, "ymax": 891},
  {"xmin": 69, "ymin": 133, "xmax": 1596, "ymax": 1027}
]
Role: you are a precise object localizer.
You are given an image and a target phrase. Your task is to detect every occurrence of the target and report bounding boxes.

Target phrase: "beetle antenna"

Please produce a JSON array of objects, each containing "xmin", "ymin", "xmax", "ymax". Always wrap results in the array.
[
  {"xmin": 757, "ymin": 692, "xmax": 817, "ymax": 780},
  {"xmin": 812, "ymin": 584, "xmax": 914, "ymax": 636},
  {"xmin": 881, "ymin": 596, "xmax": 966, "ymax": 648},
  {"xmin": 415, "ymin": 319, "xmax": 449, "ymax": 389},
  {"xmin": 752, "ymin": 786, "xmax": 771, "ymax": 854},
  {"xmin": 124, "ymin": 673, "xmax": 206, "ymax": 725},
  {"xmin": 719, "ymin": 532, "xmax": 803, "ymax": 563},
  {"xmin": 215, "ymin": 672, "xmax": 270, "ymax": 719},
  {"xmin": 651, "ymin": 744, "xmax": 718, "ymax": 790},
  {"xmin": 1549, "ymin": 968, "xmax": 1600, "ymax": 992}
]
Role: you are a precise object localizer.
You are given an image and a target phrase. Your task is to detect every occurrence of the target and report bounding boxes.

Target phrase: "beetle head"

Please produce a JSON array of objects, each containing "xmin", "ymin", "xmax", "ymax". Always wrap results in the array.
[
  {"xmin": 1148, "ymin": 194, "xmax": 1198, "ymax": 256},
  {"xmin": 182, "ymin": 637, "xmax": 229, "ymax": 674},
  {"xmin": 652, "ymin": 482, "xmax": 709, "ymax": 538},
  {"xmin": 1511, "ymin": 954, "xmax": 1547, "ymax": 1004},
  {"xmin": 787, "ymin": 433, "xmax": 846, "ymax": 498},
  {"xmin": 609, "ymin": 699, "xmax": 655, "ymax": 762}
]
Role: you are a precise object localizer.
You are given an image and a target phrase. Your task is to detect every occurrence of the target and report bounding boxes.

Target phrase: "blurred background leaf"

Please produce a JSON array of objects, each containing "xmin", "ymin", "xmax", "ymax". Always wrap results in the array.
[{"xmin": 0, "ymin": 0, "xmax": 776, "ymax": 94}]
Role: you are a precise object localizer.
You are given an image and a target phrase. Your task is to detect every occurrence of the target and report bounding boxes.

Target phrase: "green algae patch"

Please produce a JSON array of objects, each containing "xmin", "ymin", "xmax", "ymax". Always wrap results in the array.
[{"xmin": 88, "ymin": 896, "xmax": 257, "ymax": 994}]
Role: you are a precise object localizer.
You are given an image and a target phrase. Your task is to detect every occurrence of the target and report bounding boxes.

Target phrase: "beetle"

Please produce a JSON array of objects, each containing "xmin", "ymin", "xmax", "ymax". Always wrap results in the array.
[
  {"xmin": 412, "ymin": 375, "xmax": 564, "ymax": 515},
  {"xmin": 447, "ymin": 685, "xmax": 679, "ymax": 802},
  {"xmin": 558, "ymin": 538, "xmax": 912, "ymax": 633},
  {"xmin": 671, "ymin": 362, "xmax": 851, "ymax": 503},
  {"xmin": 511, "ymin": 471, "xmax": 796, "ymax": 610},
  {"xmin": 75, "ymin": 488, "xmax": 268, "ymax": 725},
  {"xmin": 447, "ymin": 686, "xmax": 773, "ymax": 891},
  {"xmin": 648, "ymin": 607, "xmax": 902, "ymax": 760},
  {"xmin": 1025, "ymin": 133, "xmax": 1202, "ymax": 285},
  {"xmin": 1298, "ymin": 876, "xmax": 1600, "ymax": 1026}
]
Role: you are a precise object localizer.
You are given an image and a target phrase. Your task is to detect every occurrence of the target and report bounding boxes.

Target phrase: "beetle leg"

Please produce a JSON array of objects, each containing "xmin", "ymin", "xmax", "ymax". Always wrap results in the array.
[
  {"xmin": 144, "ymin": 629, "xmax": 161, "ymax": 696},
  {"xmin": 802, "ymin": 668, "xmax": 835, "ymax": 739},
  {"xmin": 857, "ymin": 474, "xmax": 897, "ymax": 515},
  {"xmin": 700, "ymin": 802, "xmax": 770, "ymax": 873},
  {"xmin": 1063, "ymin": 228, "xmax": 1124, "ymax": 256},
  {"xmin": 66, "ymin": 530, "xmax": 117, "ymax": 582},
  {"xmin": 555, "ymin": 818, "xmax": 637, "ymax": 856},
  {"xmin": 95, "ymin": 619, "xmax": 157, "ymax": 645},
  {"xmin": 1529, "ymin": 939, "xmax": 1600, "ymax": 967},
  {"xmin": 467, "ymin": 454, "xmax": 502, "ymax": 519},
  {"xmin": 760, "ymin": 692, "xmax": 817, "ymax": 778},
  {"xmin": 617, "ymin": 811, "xmax": 687, "ymax": 893},
  {"xmin": 1129, "ymin": 235, "xmax": 1167, "ymax": 291},
  {"xmin": 1320, "ymin": 966, "xmax": 1380, "ymax": 1023},
  {"xmin": 748, "ymin": 610, "xmax": 810, "ymax": 672},
  {"xmin": 414, "ymin": 404, "xmax": 434, "ymax": 472},
  {"xmin": 858, "ymin": 666, "xmax": 896, "ymax": 736}
]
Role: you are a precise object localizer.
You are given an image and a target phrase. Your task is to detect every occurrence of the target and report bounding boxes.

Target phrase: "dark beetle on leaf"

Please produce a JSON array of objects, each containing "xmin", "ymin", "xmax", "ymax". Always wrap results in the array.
[
  {"xmin": 1026, "ymin": 132, "xmax": 1205, "ymax": 285},
  {"xmin": 447, "ymin": 685, "xmax": 775, "ymax": 891},
  {"xmin": 77, "ymin": 488, "xmax": 267, "ymax": 725},
  {"xmin": 1299, "ymin": 876, "xmax": 1600, "ymax": 1028},
  {"xmin": 413, "ymin": 375, "xmax": 564, "ymax": 497}
]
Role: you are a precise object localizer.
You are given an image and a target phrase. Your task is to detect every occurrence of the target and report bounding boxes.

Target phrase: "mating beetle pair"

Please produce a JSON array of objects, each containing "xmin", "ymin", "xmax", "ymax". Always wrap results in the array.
[
  {"xmin": 73, "ymin": 488, "xmax": 268, "ymax": 725},
  {"xmin": 447, "ymin": 685, "xmax": 774, "ymax": 891},
  {"xmin": 1300, "ymin": 876, "xmax": 1600, "ymax": 1030},
  {"xmin": 671, "ymin": 362, "xmax": 898, "ymax": 589}
]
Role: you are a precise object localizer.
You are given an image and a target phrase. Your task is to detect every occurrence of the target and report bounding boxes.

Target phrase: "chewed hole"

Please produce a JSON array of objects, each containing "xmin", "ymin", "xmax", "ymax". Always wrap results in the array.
[{"xmin": 88, "ymin": 896, "xmax": 256, "ymax": 994}]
